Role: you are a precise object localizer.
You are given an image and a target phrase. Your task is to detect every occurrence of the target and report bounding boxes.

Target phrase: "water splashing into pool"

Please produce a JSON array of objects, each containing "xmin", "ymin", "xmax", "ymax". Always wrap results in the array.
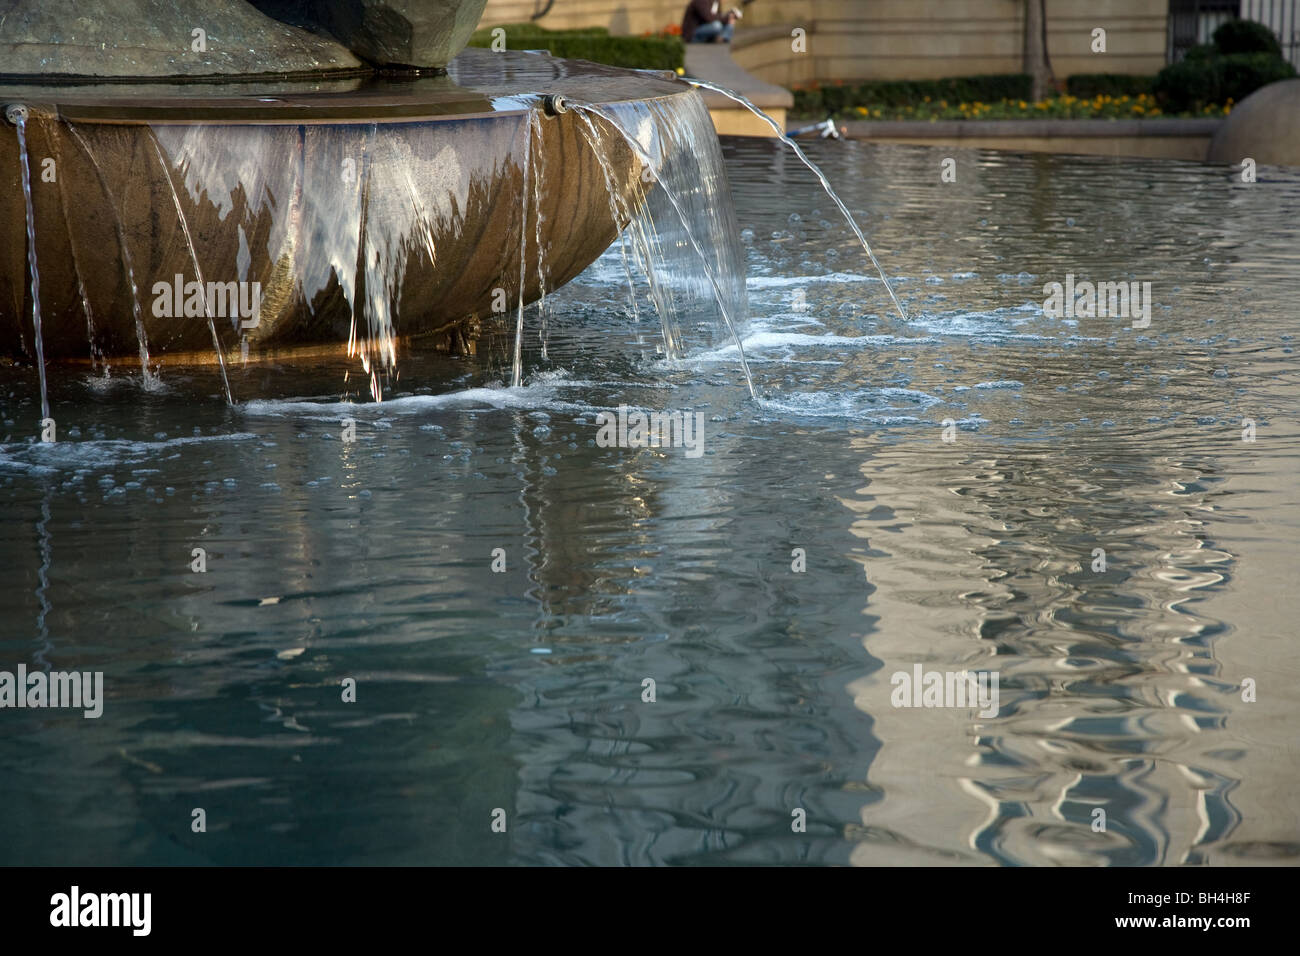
[
  {"xmin": 572, "ymin": 92, "xmax": 757, "ymax": 399},
  {"xmin": 511, "ymin": 115, "xmax": 533, "ymax": 390},
  {"xmin": 64, "ymin": 122, "xmax": 157, "ymax": 388},
  {"xmin": 684, "ymin": 78, "xmax": 909, "ymax": 322},
  {"xmin": 528, "ymin": 110, "xmax": 551, "ymax": 362},
  {"xmin": 146, "ymin": 130, "xmax": 234, "ymax": 406},
  {"xmin": 9, "ymin": 105, "xmax": 49, "ymax": 421}
]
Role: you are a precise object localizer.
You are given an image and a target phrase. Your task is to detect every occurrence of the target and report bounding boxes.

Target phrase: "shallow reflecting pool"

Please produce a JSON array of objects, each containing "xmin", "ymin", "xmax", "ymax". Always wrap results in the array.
[{"xmin": 1, "ymin": 139, "xmax": 1298, "ymax": 865}]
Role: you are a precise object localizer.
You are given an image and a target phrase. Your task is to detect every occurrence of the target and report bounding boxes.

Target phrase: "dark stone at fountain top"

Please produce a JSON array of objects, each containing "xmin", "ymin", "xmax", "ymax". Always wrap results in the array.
[
  {"xmin": 0, "ymin": 0, "xmax": 491, "ymax": 78},
  {"xmin": 0, "ymin": 0, "xmax": 362, "ymax": 78},
  {"xmin": 248, "ymin": 0, "xmax": 489, "ymax": 70},
  {"xmin": 0, "ymin": 48, "xmax": 687, "ymax": 121}
]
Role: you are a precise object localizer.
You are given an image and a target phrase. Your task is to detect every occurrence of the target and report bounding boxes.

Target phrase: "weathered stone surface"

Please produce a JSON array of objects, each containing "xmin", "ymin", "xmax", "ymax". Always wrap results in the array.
[
  {"xmin": 248, "ymin": 0, "xmax": 490, "ymax": 69},
  {"xmin": 0, "ymin": 0, "xmax": 362, "ymax": 78},
  {"xmin": 1207, "ymin": 79, "xmax": 1300, "ymax": 168}
]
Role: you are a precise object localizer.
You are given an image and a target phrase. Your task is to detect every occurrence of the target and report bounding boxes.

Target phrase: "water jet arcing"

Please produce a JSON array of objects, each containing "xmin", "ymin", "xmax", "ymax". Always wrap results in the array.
[{"xmin": 684, "ymin": 78, "xmax": 909, "ymax": 323}]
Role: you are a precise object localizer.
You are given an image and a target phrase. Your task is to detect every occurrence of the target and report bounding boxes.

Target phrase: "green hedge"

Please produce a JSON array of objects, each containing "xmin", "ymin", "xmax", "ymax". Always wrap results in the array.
[
  {"xmin": 467, "ymin": 23, "xmax": 683, "ymax": 72},
  {"xmin": 1153, "ymin": 19, "xmax": 1296, "ymax": 112},
  {"xmin": 1212, "ymin": 19, "xmax": 1282, "ymax": 56},
  {"xmin": 471, "ymin": 23, "xmax": 610, "ymax": 39},
  {"xmin": 794, "ymin": 74, "xmax": 1033, "ymax": 116},
  {"xmin": 1065, "ymin": 73, "xmax": 1154, "ymax": 98}
]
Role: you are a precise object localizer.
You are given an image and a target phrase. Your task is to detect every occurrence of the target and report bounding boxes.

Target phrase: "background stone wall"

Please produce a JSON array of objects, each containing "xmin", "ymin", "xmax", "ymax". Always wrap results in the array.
[{"xmin": 479, "ymin": 0, "xmax": 1170, "ymax": 85}]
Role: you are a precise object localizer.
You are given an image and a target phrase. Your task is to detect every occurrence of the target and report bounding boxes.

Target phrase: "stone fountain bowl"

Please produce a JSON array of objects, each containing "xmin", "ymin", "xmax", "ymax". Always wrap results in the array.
[{"xmin": 0, "ymin": 49, "xmax": 687, "ymax": 370}]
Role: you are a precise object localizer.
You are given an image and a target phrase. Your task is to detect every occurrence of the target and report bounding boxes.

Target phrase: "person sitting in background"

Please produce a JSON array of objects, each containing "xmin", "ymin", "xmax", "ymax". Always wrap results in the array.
[{"xmin": 682, "ymin": 0, "xmax": 742, "ymax": 44}]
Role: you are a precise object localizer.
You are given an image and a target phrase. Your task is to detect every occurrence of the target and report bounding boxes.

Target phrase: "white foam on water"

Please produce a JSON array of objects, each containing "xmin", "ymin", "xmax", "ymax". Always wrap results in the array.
[
  {"xmin": 953, "ymin": 380, "xmax": 1026, "ymax": 391},
  {"xmin": 755, "ymin": 386, "xmax": 944, "ymax": 421},
  {"xmin": 904, "ymin": 303, "xmax": 1063, "ymax": 342},
  {"xmin": 746, "ymin": 272, "xmax": 886, "ymax": 289},
  {"xmin": 241, "ymin": 385, "xmax": 607, "ymax": 420},
  {"xmin": 0, "ymin": 432, "xmax": 260, "ymax": 472},
  {"xmin": 689, "ymin": 329, "xmax": 939, "ymax": 363}
]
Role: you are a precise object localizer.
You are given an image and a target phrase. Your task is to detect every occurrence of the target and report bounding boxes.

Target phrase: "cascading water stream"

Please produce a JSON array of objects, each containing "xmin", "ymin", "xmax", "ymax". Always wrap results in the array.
[
  {"xmin": 64, "ymin": 122, "xmax": 157, "ymax": 387},
  {"xmin": 45, "ymin": 134, "xmax": 103, "ymax": 371},
  {"xmin": 683, "ymin": 78, "xmax": 909, "ymax": 322},
  {"xmin": 575, "ymin": 110, "xmax": 678, "ymax": 358},
  {"xmin": 8, "ymin": 105, "xmax": 50, "ymax": 421},
  {"xmin": 528, "ymin": 110, "xmax": 550, "ymax": 361},
  {"xmin": 573, "ymin": 101, "xmax": 757, "ymax": 399},
  {"xmin": 511, "ymin": 114, "xmax": 533, "ymax": 389},
  {"xmin": 147, "ymin": 131, "xmax": 234, "ymax": 406}
]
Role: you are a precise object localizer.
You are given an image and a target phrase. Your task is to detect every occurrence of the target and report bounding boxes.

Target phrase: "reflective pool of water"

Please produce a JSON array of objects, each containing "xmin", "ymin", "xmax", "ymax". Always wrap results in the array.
[{"xmin": 2, "ymin": 139, "xmax": 1298, "ymax": 865}]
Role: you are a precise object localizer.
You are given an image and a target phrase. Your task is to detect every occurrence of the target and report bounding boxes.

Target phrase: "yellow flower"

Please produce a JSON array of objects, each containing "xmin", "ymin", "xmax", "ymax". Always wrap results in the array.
[{"xmin": 675, "ymin": 67, "xmax": 685, "ymax": 75}]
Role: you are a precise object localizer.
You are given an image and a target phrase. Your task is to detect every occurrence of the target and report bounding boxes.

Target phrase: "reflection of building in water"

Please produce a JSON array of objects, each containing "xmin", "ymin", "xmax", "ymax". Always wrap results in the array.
[
  {"xmin": 842, "ymin": 436, "xmax": 1300, "ymax": 866},
  {"xmin": 496, "ymin": 415, "xmax": 751, "ymax": 864}
]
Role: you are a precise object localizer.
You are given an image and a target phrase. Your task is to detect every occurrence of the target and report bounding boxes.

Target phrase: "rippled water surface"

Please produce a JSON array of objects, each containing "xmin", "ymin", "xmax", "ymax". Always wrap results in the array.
[{"xmin": 2, "ymin": 140, "xmax": 1298, "ymax": 865}]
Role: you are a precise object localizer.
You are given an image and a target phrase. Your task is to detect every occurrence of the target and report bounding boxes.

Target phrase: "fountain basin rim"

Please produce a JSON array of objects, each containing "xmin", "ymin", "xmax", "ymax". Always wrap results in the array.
[
  {"xmin": 0, "ymin": 68, "xmax": 381, "ymax": 87},
  {"xmin": 33, "ymin": 328, "xmax": 474, "ymax": 369},
  {"xmin": 2, "ymin": 96, "xmax": 690, "ymax": 126},
  {"xmin": 0, "ymin": 50, "xmax": 694, "ymax": 125},
  {"xmin": 0, "ymin": 91, "xmax": 692, "ymax": 127}
]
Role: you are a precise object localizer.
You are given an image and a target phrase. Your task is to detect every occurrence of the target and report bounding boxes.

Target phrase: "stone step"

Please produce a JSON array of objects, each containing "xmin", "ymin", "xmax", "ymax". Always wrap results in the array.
[{"xmin": 684, "ymin": 43, "xmax": 792, "ymax": 137}]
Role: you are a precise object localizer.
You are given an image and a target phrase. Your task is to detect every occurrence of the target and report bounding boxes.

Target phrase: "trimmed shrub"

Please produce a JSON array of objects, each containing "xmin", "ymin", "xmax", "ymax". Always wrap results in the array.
[
  {"xmin": 1183, "ymin": 43, "xmax": 1218, "ymax": 62},
  {"xmin": 471, "ymin": 23, "xmax": 609, "ymax": 40},
  {"xmin": 854, "ymin": 74, "xmax": 1032, "ymax": 107},
  {"xmin": 1153, "ymin": 57, "xmax": 1224, "ymax": 111},
  {"xmin": 792, "ymin": 74, "xmax": 1033, "ymax": 116},
  {"xmin": 1212, "ymin": 19, "xmax": 1282, "ymax": 56},
  {"xmin": 791, "ymin": 86, "xmax": 824, "ymax": 115},
  {"xmin": 1154, "ymin": 47, "xmax": 1295, "ymax": 111},
  {"xmin": 1066, "ymin": 73, "xmax": 1154, "ymax": 98},
  {"xmin": 818, "ymin": 82, "xmax": 854, "ymax": 115},
  {"xmin": 1219, "ymin": 50, "xmax": 1297, "ymax": 101},
  {"xmin": 540, "ymin": 35, "xmax": 682, "ymax": 70},
  {"xmin": 467, "ymin": 24, "xmax": 682, "ymax": 71}
]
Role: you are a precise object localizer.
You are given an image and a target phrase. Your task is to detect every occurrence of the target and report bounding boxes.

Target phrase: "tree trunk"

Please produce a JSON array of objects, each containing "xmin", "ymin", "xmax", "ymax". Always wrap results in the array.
[{"xmin": 1024, "ymin": 0, "xmax": 1056, "ymax": 101}]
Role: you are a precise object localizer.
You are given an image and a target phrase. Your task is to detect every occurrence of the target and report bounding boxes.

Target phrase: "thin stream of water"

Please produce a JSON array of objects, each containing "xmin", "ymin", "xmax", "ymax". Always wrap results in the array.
[
  {"xmin": 12, "ymin": 110, "xmax": 49, "ymax": 421},
  {"xmin": 46, "ymin": 134, "xmax": 103, "ymax": 370},
  {"xmin": 684, "ymin": 78, "xmax": 909, "ymax": 322},
  {"xmin": 511, "ymin": 115, "xmax": 533, "ymax": 389},
  {"xmin": 529, "ymin": 110, "xmax": 550, "ymax": 361},
  {"xmin": 147, "ymin": 131, "xmax": 234, "ymax": 406},
  {"xmin": 64, "ymin": 122, "xmax": 156, "ymax": 387}
]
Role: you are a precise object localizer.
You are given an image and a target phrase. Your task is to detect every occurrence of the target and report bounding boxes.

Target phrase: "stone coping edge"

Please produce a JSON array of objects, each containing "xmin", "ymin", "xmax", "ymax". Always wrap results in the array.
[{"xmin": 836, "ymin": 118, "xmax": 1223, "ymax": 137}]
